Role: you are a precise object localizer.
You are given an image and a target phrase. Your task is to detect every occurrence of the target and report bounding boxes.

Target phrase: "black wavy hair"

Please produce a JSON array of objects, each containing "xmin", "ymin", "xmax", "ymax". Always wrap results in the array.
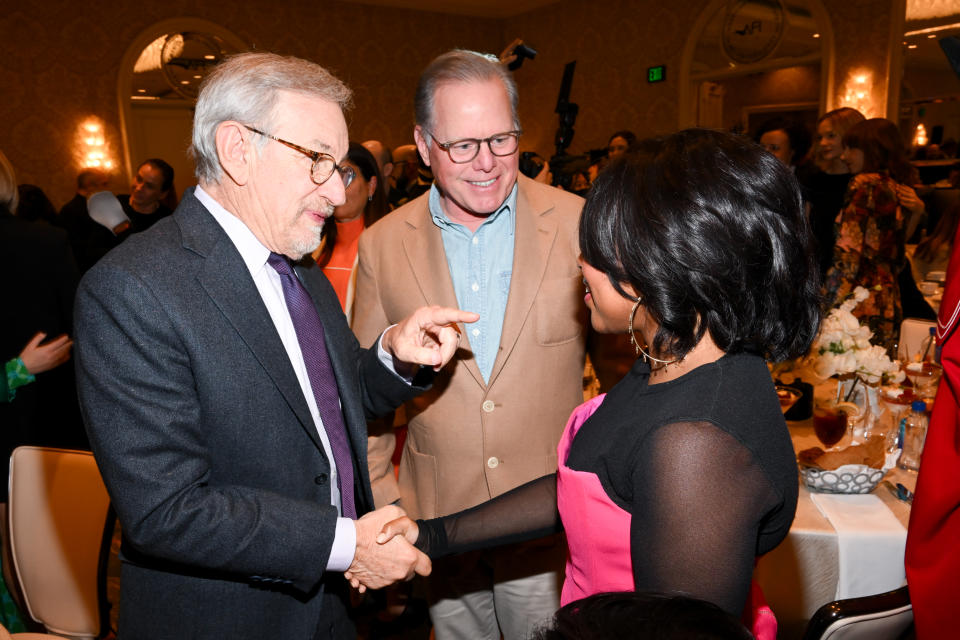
[
  {"xmin": 532, "ymin": 591, "xmax": 752, "ymax": 640},
  {"xmin": 579, "ymin": 128, "xmax": 821, "ymax": 363}
]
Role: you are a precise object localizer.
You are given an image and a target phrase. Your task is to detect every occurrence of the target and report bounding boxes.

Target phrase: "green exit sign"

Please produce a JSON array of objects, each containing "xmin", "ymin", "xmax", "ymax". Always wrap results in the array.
[{"xmin": 648, "ymin": 65, "xmax": 666, "ymax": 83}]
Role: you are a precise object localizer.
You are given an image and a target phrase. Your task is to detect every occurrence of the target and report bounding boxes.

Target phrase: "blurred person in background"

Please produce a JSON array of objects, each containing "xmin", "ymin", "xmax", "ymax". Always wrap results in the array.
[
  {"xmin": 822, "ymin": 117, "xmax": 918, "ymax": 348},
  {"xmin": 57, "ymin": 168, "xmax": 111, "ymax": 269},
  {"xmin": 119, "ymin": 158, "xmax": 175, "ymax": 232},
  {"xmin": 588, "ymin": 130, "xmax": 637, "ymax": 184},
  {"xmin": 0, "ymin": 149, "xmax": 84, "ymax": 493},
  {"xmin": 362, "ymin": 140, "xmax": 394, "ymax": 203},
  {"xmin": 801, "ymin": 107, "xmax": 865, "ymax": 281},
  {"xmin": 313, "ymin": 142, "xmax": 388, "ymax": 323},
  {"xmin": 389, "ymin": 144, "xmax": 420, "ymax": 209},
  {"xmin": 15, "ymin": 184, "xmax": 57, "ymax": 224},
  {"xmin": 911, "ymin": 200, "xmax": 959, "ymax": 285},
  {"xmin": 755, "ymin": 117, "xmax": 812, "ymax": 173}
]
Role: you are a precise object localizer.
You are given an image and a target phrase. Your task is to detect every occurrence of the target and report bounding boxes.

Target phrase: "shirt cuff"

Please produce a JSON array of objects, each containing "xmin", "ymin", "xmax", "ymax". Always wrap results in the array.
[
  {"xmin": 5, "ymin": 357, "xmax": 36, "ymax": 400},
  {"xmin": 377, "ymin": 326, "xmax": 417, "ymax": 384},
  {"xmin": 326, "ymin": 517, "xmax": 358, "ymax": 572}
]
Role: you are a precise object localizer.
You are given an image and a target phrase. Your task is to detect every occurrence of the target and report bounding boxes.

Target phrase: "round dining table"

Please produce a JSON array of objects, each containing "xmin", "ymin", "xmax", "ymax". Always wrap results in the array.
[{"xmin": 754, "ymin": 381, "xmax": 916, "ymax": 639}]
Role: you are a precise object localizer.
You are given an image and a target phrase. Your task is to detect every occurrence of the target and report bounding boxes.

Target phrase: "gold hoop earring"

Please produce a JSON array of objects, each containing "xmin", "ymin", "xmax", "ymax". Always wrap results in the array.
[{"xmin": 628, "ymin": 296, "xmax": 681, "ymax": 367}]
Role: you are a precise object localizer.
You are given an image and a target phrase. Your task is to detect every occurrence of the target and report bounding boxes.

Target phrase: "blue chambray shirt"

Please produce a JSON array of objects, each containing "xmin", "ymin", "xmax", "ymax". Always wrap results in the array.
[{"xmin": 428, "ymin": 182, "xmax": 517, "ymax": 382}]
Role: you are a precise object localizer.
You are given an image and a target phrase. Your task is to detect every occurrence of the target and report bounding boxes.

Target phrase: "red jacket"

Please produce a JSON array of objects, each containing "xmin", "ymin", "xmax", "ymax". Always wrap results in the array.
[{"xmin": 905, "ymin": 223, "xmax": 960, "ymax": 637}]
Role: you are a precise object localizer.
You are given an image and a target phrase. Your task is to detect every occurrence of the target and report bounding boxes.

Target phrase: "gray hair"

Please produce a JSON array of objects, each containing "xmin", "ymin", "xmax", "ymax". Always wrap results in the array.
[
  {"xmin": 191, "ymin": 52, "xmax": 353, "ymax": 183},
  {"xmin": 0, "ymin": 150, "xmax": 18, "ymax": 213},
  {"xmin": 414, "ymin": 49, "xmax": 519, "ymax": 143}
]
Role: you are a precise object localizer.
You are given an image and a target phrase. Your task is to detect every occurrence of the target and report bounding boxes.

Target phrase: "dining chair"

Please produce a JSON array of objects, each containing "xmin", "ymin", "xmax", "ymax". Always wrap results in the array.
[
  {"xmin": 7, "ymin": 446, "xmax": 115, "ymax": 639},
  {"xmin": 0, "ymin": 622, "xmax": 69, "ymax": 639},
  {"xmin": 898, "ymin": 318, "xmax": 937, "ymax": 362},
  {"xmin": 801, "ymin": 585, "xmax": 913, "ymax": 640}
]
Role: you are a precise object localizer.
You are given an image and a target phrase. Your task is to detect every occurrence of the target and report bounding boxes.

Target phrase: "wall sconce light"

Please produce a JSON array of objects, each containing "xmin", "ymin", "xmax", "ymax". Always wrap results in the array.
[
  {"xmin": 77, "ymin": 118, "xmax": 115, "ymax": 171},
  {"xmin": 839, "ymin": 70, "xmax": 877, "ymax": 117},
  {"xmin": 913, "ymin": 123, "xmax": 928, "ymax": 147}
]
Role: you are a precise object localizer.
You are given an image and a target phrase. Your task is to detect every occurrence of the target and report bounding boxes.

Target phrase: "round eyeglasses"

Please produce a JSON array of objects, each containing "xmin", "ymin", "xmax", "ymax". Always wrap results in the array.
[
  {"xmin": 244, "ymin": 125, "xmax": 355, "ymax": 187},
  {"xmin": 429, "ymin": 130, "xmax": 521, "ymax": 164}
]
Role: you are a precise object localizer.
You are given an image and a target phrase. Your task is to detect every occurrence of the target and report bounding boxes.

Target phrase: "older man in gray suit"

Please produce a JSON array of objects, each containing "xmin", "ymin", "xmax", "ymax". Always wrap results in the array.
[{"xmin": 74, "ymin": 53, "xmax": 475, "ymax": 639}]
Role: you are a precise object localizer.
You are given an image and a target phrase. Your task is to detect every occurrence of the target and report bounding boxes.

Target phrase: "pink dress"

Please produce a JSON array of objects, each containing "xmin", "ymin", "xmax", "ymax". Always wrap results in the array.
[
  {"xmin": 556, "ymin": 394, "xmax": 632, "ymax": 604},
  {"xmin": 556, "ymin": 394, "xmax": 777, "ymax": 639}
]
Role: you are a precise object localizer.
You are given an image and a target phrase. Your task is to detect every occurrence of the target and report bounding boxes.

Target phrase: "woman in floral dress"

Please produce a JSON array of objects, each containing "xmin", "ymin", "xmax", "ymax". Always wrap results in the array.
[{"xmin": 822, "ymin": 118, "xmax": 917, "ymax": 351}]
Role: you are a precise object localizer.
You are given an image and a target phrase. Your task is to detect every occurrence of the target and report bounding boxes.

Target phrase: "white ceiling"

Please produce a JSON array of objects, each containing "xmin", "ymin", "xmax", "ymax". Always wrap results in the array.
[{"xmin": 335, "ymin": 0, "xmax": 559, "ymax": 19}]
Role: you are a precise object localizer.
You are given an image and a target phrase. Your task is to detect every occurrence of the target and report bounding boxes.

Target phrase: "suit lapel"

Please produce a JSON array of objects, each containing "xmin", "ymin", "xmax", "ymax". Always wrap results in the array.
[
  {"xmin": 488, "ymin": 180, "xmax": 557, "ymax": 386},
  {"xmin": 179, "ymin": 196, "xmax": 325, "ymax": 453},
  {"xmin": 401, "ymin": 203, "xmax": 487, "ymax": 387}
]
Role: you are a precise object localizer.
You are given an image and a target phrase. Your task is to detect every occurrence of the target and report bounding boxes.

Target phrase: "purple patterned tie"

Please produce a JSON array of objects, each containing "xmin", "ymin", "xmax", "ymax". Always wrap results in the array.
[{"xmin": 267, "ymin": 253, "xmax": 356, "ymax": 518}]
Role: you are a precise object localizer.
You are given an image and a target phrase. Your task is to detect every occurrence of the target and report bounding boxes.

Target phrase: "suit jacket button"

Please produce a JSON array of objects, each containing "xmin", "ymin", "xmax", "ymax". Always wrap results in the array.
[
  {"xmin": 482, "ymin": 400, "xmax": 496, "ymax": 413},
  {"xmin": 314, "ymin": 473, "xmax": 328, "ymax": 485},
  {"xmin": 487, "ymin": 456, "xmax": 500, "ymax": 469}
]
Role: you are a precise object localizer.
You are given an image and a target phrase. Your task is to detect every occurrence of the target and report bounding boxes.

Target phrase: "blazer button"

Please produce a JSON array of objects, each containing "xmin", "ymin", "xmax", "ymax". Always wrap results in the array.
[
  {"xmin": 487, "ymin": 456, "xmax": 499, "ymax": 469},
  {"xmin": 482, "ymin": 400, "xmax": 496, "ymax": 413},
  {"xmin": 314, "ymin": 473, "xmax": 328, "ymax": 485}
]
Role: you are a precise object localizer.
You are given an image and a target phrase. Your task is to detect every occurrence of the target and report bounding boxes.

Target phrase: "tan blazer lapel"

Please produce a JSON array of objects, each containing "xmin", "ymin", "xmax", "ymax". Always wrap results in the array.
[
  {"xmin": 402, "ymin": 203, "xmax": 487, "ymax": 387},
  {"xmin": 489, "ymin": 179, "xmax": 557, "ymax": 385}
]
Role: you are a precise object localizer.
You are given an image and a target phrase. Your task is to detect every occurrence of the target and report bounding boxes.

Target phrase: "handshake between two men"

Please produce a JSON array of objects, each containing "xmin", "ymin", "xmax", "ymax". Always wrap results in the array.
[{"xmin": 345, "ymin": 305, "xmax": 478, "ymax": 592}]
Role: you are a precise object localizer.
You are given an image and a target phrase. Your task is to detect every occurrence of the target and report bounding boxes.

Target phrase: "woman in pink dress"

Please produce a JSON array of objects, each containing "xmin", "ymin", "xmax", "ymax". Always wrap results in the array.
[{"xmin": 364, "ymin": 129, "xmax": 820, "ymax": 629}]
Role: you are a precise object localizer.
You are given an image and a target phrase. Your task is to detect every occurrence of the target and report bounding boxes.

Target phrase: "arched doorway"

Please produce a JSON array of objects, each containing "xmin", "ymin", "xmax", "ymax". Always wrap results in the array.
[
  {"xmin": 118, "ymin": 19, "xmax": 247, "ymax": 199},
  {"xmin": 677, "ymin": 0, "xmax": 833, "ymax": 138}
]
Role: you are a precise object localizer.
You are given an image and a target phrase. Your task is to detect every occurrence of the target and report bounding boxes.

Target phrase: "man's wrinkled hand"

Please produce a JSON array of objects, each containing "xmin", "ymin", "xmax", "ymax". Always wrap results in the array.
[
  {"xmin": 383, "ymin": 306, "xmax": 479, "ymax": 372},
  {"xmin": 344, "ymin": 505, "xmax": 431, "ymax": 592}
]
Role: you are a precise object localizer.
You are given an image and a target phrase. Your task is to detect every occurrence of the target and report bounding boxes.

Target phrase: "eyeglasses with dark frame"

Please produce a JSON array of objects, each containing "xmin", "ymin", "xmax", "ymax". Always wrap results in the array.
[
  {"xmin": 429, "ymin": 130, "xmax": 522, "ymax": 163},
  {"xmin": 244, "ymin": 125, "xmax": 355, "ymax": 187}
]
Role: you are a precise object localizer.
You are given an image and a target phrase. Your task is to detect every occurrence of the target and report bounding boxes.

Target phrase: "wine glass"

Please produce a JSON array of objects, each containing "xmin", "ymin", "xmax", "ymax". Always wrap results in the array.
[
  {"xmin": 812, "ymin": 401, "xmax": 861, "ymax": 450},
  {"xmin": 775, "ymin": 385, "xmax": 802, "ymax": 415},
  {"xmin": 878, "ymin": 385, "xmax": 918, "ymax": 449},
  {"xmin": 904, "ymin": 362, "xmax": 943, "ymax": 398}
]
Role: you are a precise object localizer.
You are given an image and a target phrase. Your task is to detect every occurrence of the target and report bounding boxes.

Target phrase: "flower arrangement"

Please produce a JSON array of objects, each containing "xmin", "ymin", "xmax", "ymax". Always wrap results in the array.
[{"xmin": 810, "ymin": 287, "xmax": 904, "ymax": 393}]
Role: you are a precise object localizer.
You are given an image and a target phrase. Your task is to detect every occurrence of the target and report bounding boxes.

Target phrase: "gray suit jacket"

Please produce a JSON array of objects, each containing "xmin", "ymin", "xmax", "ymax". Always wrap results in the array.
[{"xmin": 75, "ymin": 191, "xmax": 423, "ymax": 638}]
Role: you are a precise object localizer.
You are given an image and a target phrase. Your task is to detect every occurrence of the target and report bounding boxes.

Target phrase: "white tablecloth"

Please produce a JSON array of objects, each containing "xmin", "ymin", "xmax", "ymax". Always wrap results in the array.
[{"xmin": 754, "ymin": 421, "xmax": 914, "ymax": 639}]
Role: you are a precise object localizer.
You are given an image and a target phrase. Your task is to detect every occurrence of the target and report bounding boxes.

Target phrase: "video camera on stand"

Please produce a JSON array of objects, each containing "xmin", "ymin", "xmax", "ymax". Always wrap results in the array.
[{"xmin": 549, "ymin": 61, "xmax": 600, "ymax": 194}]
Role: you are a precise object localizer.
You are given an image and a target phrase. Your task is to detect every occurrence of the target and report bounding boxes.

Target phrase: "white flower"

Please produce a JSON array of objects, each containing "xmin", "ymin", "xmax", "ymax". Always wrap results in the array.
[
  {"xmin": 814, "ymin": 353, "xmax": 838, "ymax": 379},
  {"xmin": 809, "ymin": 288, "xmax": 903, "ymax": 385}
]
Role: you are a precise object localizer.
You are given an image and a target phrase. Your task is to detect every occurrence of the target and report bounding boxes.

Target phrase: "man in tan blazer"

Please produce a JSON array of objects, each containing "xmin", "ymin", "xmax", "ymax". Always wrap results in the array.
[{"xmin": 353, "ymin": 50, "xmax": 586, "ymax": 640}]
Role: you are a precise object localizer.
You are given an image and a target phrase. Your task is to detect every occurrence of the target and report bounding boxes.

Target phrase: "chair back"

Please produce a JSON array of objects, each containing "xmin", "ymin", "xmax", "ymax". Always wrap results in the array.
[
  {"xmin": 7, "ymin": 447, "xmax": 113, "ymax": 638},
  {"xmin": 802, "ymin": 586, "xmax": 912, "ymax": 640},
  {"xmin": 899, "ymin": 318, "xmax": 936, "ymax": 361}
]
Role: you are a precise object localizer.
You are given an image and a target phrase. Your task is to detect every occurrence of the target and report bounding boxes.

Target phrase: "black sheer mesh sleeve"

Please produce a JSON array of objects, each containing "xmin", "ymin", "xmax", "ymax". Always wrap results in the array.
[
  {"xmin": 628, "ymin": 420, "xmax": 782, "ymax": 616},
  {"xmin": 415, "ymin": 473, "xmax": 560, "ymax": 559}
]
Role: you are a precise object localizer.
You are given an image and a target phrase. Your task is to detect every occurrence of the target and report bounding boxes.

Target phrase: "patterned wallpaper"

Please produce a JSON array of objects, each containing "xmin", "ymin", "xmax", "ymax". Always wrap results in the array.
[
  {"xmin": 508, "ymin": 0, "xmax": 708, "ymax": 159},
  {"xmin": 510, "ymin": 0, "xmax": 906, "ymax": 158},
  {"xmin": 826, "ymin": 0, "xmax": 900, "ymax": 117},
  {"xmin": 0, "ymin": 0, "xmax": 502, "ymax": 206},
  {"xmin": 0, "ymin": 0, "xmax": 913, "ymax": 207}
]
